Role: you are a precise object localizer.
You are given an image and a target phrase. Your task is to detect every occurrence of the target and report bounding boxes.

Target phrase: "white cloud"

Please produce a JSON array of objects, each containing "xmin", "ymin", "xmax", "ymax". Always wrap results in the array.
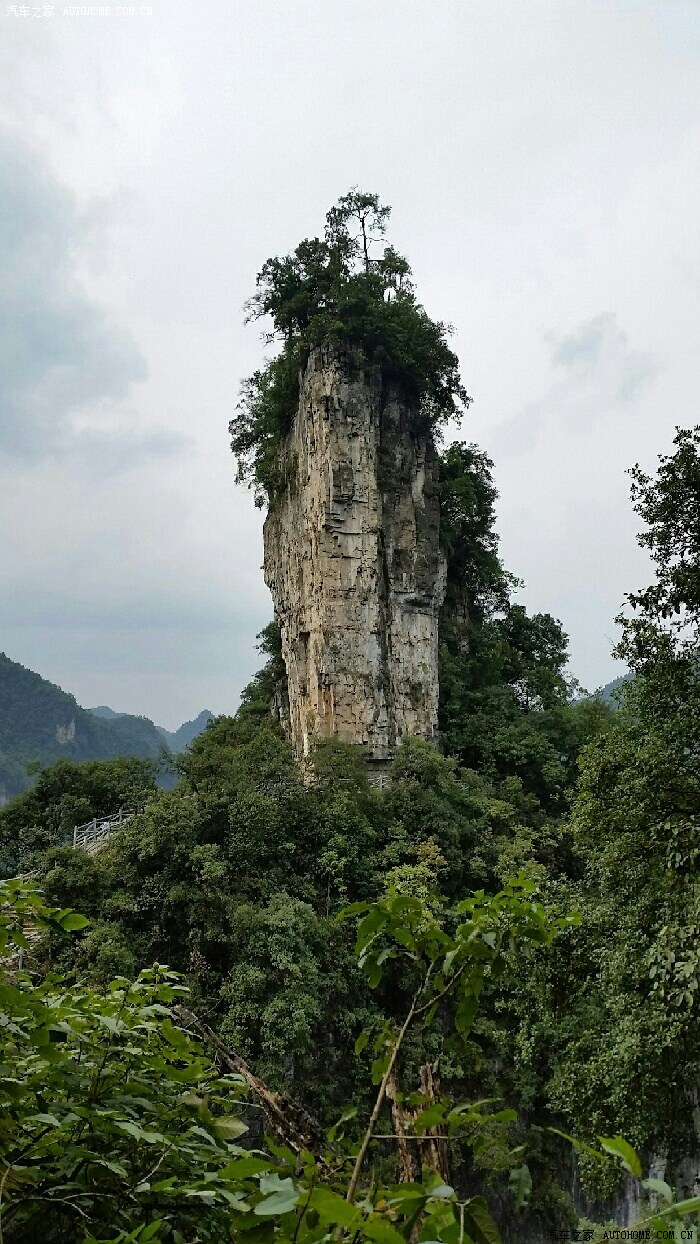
[
  {"xmin": 0, "ymin": 130, "xmax": 186, "ymax": 464},
  {"xmin": 488, "ymin": 313, "xmax": 660, "ymax": 459}
]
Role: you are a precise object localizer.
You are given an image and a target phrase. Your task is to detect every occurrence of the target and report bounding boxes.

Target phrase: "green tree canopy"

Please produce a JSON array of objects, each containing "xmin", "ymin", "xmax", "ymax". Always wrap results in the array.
[
  {"xmin": 0, "ymin": 755, "xmax": 157, "ymax": 878},
  {"xmin": 437, "ymin": 443, "xmax": 606, "ymax": 810},
  {"xmin": 230, "ymin": 190, "xmax": 469, "ymax": 503},
  {"xmin": 617, "ymin": 424, "xmax": 700, "ymax": 670},
  {"xmin": 508, "ymin": 427, "xmax": 700, "ymax": 1187}
]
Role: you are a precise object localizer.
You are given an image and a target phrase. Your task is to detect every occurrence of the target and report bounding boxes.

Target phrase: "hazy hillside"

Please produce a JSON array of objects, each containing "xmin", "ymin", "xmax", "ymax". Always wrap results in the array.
[
  {"xmin": 593, "ymin": 673, "xmax": 631, "ymax": 703},
  {"xmin": 91, "ymin": 705, "xmax": 213, "ymax": 750},
  {"xmin": 161, "ymin": 709, "xmax": 214, "ymax": 749},
  {"xmin": 0, "ymin": 654, "xmax": 171, "ymax": 803}
]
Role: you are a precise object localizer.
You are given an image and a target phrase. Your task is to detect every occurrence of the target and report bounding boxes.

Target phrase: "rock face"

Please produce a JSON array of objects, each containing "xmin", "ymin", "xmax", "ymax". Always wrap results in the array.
[
  {"xmin": 55, "ymin": 719, "xmax": 76, "ymax": 745},
  {"xmin": 263, "ymin": 345, "xmax": 445, "ymax": 770}
]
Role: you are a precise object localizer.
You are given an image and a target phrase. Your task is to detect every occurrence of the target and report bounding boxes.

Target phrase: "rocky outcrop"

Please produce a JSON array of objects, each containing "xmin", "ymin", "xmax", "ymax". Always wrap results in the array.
[
  {"xmin": 56, "ymin": 719, "xmax": 76, "ymax": 745},
  {"xmin": 263, "ymin": 345, "xmax": 445, "ymax": 770}
]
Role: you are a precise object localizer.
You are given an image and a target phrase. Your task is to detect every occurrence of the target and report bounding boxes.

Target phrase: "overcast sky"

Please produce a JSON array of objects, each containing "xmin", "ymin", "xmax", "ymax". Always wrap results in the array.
[{"xmin": 1, "ymin": 1, "xmax": 698, "ymax": 728}]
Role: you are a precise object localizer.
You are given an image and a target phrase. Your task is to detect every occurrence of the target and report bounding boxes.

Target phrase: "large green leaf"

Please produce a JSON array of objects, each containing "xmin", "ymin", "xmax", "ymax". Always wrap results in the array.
[
  {"xmin": 253, "ymin": 1176, "xmax": 299, "ymax": 1217},
  {"xmin": 309, "ymin": 1184, "xmax": 361, "ymax": 1226},
  {"xmin": 59, "ymin": 912, "xmax": 90, "ymax": 931},
  {"xmin": 641, "ymin": 1176, "xmax": 673, "ymax": 1204},
  {"xmin": 599, "ymin": 1135, "xmax": 642, "ymax": 1178},
  {"xmin": 656, "ymin": 1195, "xmax": 700, "ymax": 1217},
  {"xmin": 463, "ymin": 1196, "xmax": 502, "ymax": 1244},
  {"xmin": 213, "ymin": 1115, "xmax": 248, "ymax": 1140},
  {"xmin": 361, "ymin": 1214, "xmax": 407, "ymax": 1244}
]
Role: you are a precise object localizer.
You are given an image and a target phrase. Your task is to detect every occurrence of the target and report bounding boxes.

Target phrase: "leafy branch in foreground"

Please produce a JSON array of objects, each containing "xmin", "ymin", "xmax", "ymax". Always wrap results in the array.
[
  {"xmin": 0, "ymin": 880, "xmax": 253, "ymax": 1243},
  {"xmin": 338, "ymin": 879, "xmax": 578, "ymax": 1231},
  {"xmin": 616, "ymin": 423, "xmax": 700, "ymax": 669}
]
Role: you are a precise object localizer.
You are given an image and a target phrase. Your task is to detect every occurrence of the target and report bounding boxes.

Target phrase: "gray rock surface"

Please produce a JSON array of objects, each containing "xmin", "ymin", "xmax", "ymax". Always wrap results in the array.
[{"xmin": 263, "ymin": 345, "xmax": 445, "ymax": 766}]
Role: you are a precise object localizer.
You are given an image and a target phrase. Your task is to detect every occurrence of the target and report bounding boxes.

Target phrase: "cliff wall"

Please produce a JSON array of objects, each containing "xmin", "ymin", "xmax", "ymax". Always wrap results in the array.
[{"xmin": 263, "ymin": 345, "xmax": 445, "ymax": 767}]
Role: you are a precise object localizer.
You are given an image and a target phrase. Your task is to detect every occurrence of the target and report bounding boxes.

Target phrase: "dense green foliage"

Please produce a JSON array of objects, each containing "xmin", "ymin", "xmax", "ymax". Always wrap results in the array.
[
  {"xmin": 504, "ymin": 426, "xmax": 700, "ymax": 1198},
  {"xmin": 437, "ymin": 443, "xmax": 611, "ymax": 813},
  {"xmin": 0, "ymin": 754, "xmax": 158, "ymax": 878},
  {"xmin": 32, "ymin": 731, "xmax": 518, "ymax": 1104},
  {"xmin": 0, "ymin": 879, "xmax": 258, "ymax": 1242},
  {"xmin": 1, "ymin": 868, "xmax": 571, "ymax": 1244},
  {"xmin": 230, "ymin": 191, "xmax": 469, "ymax": 503},
  {"xmin": 3, "ymin": 874, "xmax": 699, "ymax": 1243},
  {"xmin": 2, "ymin": 675, "xmax": 606, "ymax": 1237}
]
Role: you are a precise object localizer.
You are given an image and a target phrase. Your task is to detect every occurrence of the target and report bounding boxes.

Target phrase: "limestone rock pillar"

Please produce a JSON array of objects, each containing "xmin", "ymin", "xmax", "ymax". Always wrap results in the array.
[{"xmin": 263, "ymin": 345, "xmax": 445, "ymax": 768}]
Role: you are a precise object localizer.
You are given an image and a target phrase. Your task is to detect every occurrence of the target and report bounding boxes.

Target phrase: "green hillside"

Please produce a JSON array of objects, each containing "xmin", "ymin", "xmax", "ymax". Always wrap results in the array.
[
  {"xmin": 595, "ymin": 673, "xmax": 630, "ymax": 702},
  {"xmin": 0, "ymin": 653, "xmax": 170, "ymax": 803},
  {"xmin": 90, "ymin": 705, "xmax": 213, "ymax": 750}
]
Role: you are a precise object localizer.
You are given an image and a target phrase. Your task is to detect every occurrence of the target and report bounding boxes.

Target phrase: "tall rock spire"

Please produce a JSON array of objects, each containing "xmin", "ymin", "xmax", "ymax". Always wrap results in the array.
[{"xmin": 263, "ymin": 344, "xmax": 446, "ymax": 772}]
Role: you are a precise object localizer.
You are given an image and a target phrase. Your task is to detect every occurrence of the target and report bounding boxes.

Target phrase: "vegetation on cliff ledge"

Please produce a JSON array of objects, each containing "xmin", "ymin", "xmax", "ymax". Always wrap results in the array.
[{"xmin": 230, "ymin": 190, "xmax": 469, "ymax": 504}]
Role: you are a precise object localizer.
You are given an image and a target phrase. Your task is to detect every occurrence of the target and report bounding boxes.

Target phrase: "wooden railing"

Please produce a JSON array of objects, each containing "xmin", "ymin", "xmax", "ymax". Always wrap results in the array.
[{"xmin": 72, "ymin": 806, "xmax": 133, "ymax": 852}]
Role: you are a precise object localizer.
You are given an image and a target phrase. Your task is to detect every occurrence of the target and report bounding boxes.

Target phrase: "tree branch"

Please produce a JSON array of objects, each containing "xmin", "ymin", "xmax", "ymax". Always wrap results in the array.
[
  {"xmin": 175, "ymin": 1006, "xmax": 328, "ymax": 1160},
  {"xmin": 414, "ymin": 959, "xmax": 469, "ymax": 1017},
  {"xmin": 345, "ymin": 964, "xmax": 434, "ymax": 1207}
]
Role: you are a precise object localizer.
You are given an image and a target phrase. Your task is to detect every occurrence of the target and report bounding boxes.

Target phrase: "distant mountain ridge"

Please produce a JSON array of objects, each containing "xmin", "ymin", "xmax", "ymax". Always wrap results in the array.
[
  {"xmin": 89, "ymin": 706, "xmax": 213, "ymax": 751},
  {"xmin": 592, "ymin": 674, "xmax": 630, "ymax": 703},
  {"xmin": 0, "ymin": 652, "xmax": 213, "ymax": 804}
]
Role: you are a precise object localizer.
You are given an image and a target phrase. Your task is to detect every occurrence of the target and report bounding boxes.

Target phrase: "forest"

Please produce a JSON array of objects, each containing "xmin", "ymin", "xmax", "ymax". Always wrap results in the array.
[{"xmin": 1, "ymin": 194, "xmax": 699, "ymax": 1244}]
